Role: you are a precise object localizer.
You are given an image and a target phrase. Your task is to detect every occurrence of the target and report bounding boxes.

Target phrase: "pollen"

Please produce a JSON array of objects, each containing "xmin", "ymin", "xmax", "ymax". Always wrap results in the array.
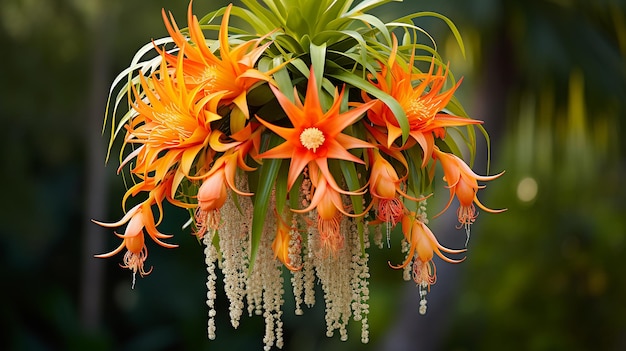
[{"xmin": 300, "ymin": 127, "xmax": 325, "ymax": 152}]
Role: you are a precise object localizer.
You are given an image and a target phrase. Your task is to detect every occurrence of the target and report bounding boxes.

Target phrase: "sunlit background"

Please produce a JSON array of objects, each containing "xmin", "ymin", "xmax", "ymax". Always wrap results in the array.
[{"xmin": 1, "ymin": 0, "xmax": 625, "ymax": 350}]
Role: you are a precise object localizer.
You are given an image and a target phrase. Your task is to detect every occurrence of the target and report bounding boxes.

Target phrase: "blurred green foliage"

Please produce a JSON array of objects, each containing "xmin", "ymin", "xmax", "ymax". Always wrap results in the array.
[
  {"xmin": 0, "ymin": 0, "xmax": 624, "ymax": 350},
  {"xmin": 445, "ymin": 72, "xmax": 626, "ymax": 350}
]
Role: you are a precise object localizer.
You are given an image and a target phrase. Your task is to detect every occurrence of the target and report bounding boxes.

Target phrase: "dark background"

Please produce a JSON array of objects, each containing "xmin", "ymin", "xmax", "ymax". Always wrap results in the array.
[{"xmin": 1, "ymin": 0, "xmax": 625, "ymax": 350}]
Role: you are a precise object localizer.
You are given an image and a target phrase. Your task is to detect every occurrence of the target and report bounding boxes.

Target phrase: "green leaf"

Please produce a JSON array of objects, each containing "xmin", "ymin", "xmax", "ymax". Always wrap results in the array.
[
  {"xmin": 338, "ymin": 159, "xmax": 367, "ymax": 254},
  {"xmin": 104, "ymin": 37, "xmax": 173, "ymax": 162},
  {"xmin": 285, "ymin": 9, "xmax": 309, "ymax": 41},
  {"xmin": 298, "ymin": 0, "xmax": 323, "ymax": 33},
  {"xmin": 248, "ymin": 136, "xmax": 283, "ymax": 274},
  {"xmin": 274, "ymin": 160, "xmax": 290, "ymax": 214},
  {"xmin": 228, "ymin": 5, "xmax": 275, "ymax": 34},
  {"xmin": 441, "ymin": 95, "xmax": 483, "ymax": 168},
  {"xmin": 310, "ymin": 42, "xmax": 327, "ymax": 89},
  {"xmin": 272, "ymin": 57, "xmax": 296, "ymax": 102},
  {"xmin": 439, "ymin": 132, "xmax": 464, "ymax": 160},
  {"xmin": 328, "ymin": 69, "xmax": 410, "ymax": 144},
  {"xmin": 346, "ymin": 0, "xmax": 400, "ymax": 16},
  {"xmin": 393, "ymin": 11, "xmax": 466, "ymax": 58},
  {"xmin": 289, "ymin": 175, "xmax": 304, "ymax": 210},
  {"xmin": 289, "ymin": 59, "xmax": 333, "ymax": 108},
  {"xmin": 319, "ymin": 29, "xmax": 374, "ymax": 72},
  {"xmin": 315, "ymin": 0, "xmax": 352, "ymax": 33},
  {"xmin": 345, "ymin": 13, "xmax": 392, "ymax": 46},
  {"xmin": 246, "ymin": 81, "xmax": 276, "ymax": 107},
  {"xmin": 248, "ymin": 0, "xmax": 284, "ymax": 25},
  {"xmin": 404, "ymin": 146, "xmax": 427, "ymax": 196},
  {"xmin": 265, "ymin": 0, "xmax": 288, "ymax": 19},
  {"xmin": 477, "ymin": 123, "xmax": 492, "ymax": 173},
  {"xmin": 273, "ymin": 33, "xmax": 305, "ymax": 55}
]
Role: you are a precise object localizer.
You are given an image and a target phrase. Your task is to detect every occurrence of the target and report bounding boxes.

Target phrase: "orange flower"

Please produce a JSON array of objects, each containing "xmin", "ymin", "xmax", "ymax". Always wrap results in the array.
[
  {"xmin": 432, "ymin": 147, "xmax": 505, "ymax": 234},
  {"xmin": 364, "ymin": 36, "xmax": 481, "ymax": 166},
  {"xmin": 390, "ymin": 212, "xmax": 465, "ymax": 288},
  {"xmin": 124, "ymin": 48, "xmax": 219, "ymax": 200},
  {"xmin": 191, "ymin": 122, "xmax": 261, "ymax": 236},
  {"xmin": 195, "ymin": 147, "xmax": 255, "ymax": 235},
  {"xmin": 272, "ymin": 213, "xmax": 301, "ymax": 271},
  {"xmin": 194, "ymin": 167, "xmax": 227, "ymax": 236},
  {"xmin": 197, "ymin": 167, "xmax": 228, "ymax": 212},
  {"xmin": 292, "ymin": 164, "xmax": 362, "ymax": 254},
  {"xmin": 257, "ymin": 67, "xmax": 376, "ymax": 193},
  {"xmin": 94, "ymin": 200, "xmax": 177, "ymax": 286},
  {"xmin": 161, "ymin": 2, "xmax": 280, "ymax": 121},
  {"xmin": 368, "ymin": 148, "xmax": 427, "ymax": 227}
]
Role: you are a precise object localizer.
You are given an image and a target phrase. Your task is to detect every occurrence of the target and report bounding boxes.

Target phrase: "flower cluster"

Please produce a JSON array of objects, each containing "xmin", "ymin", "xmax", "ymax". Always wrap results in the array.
[{"xmin": 96, "ymin": 0, "xmax": 504, "ymax": 348}]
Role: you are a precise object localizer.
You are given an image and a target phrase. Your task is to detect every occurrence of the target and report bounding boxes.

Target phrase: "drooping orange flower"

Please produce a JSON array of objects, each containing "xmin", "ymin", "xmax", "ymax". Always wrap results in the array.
[
  {"xmin": 390, "ymin": 212, "xmax": 465, "ymax": 288},
  {"xmin": 292, "ymin": 164, "xmax": 365, "ymax": 254},
  {"xmin": 394, "ymin": 213, "xmax": 465, "ymax": 315},
  {"xmin": 257, "ymin": 67, "xmax": 376, "ymax": 193},
  {"xmin": 197, "ymin": 167, "xmax": 228, "ymax": 210},
  {"xmin": 364, "ymin": 36, "xmax": 481, "ymax": 167},
  {"xmin": 194, "ymin": 145, "xmax": 256, "ymax": 236},
  {"xmin": 368, "ymin": 148, "xmax": 427, "ymax": 228},
  {"xmin": 432, "ymin": 147, "xmax": 505, "ymax": 235},
  {"xmin": 94, "ymin": 199, "xmax": 177, "ymax": 286},
  {"xmin": 194, "ymin": 123, "xmax": 261, "ymax": 235},
  {"xmin": 272, "ymin": 213, "xmax": 301, "ymax": 271},
  {"xmin": 161, "ymin": 2, "xmax": 281, "ymax": 122}
]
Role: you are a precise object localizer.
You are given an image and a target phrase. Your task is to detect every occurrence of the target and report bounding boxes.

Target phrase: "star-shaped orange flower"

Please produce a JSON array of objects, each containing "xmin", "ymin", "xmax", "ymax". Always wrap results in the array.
[
  {"xmin": 364, "ymin": 36, "xmax": 482, "ymax": 167},
  {"xmin": 257, "ymin": 67, "xmax": 376, "ymax": 192},
  {"xmin": 161, "ymin": 2, "xmax": 280, "ymax": 121}
]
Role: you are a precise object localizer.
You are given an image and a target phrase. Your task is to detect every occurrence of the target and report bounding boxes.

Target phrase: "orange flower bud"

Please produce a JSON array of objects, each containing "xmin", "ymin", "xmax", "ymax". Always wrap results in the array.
[{"xmin": 197, "ymin": 168, "xmax": 228, "ymax": 212}]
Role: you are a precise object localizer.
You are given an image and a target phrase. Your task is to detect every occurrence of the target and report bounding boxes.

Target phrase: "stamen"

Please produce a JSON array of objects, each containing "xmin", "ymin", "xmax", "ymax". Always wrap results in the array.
[
  {"xmin": 456, "ymin": 204, "xmax": 477, "ymax": 246},
  {"xmin": 406, "ymin": 98, "xmax": 435, "ymax": 123},
  {"xmin": 192, "ymin": 65, "xmax": 219, "ymax": 91},
  {"xmin": 318, "ymin": 216, "xmax": 343, "ymax": 255},
  {"xmin": 377, "ymin": 198, "xmax": 403, "ymax": 247},
  {"xmin": 412, "ymin": 259, "xmax": 436, "ymax": 315},
  {"xmin": 300, "ymin": 127, "xmax": 325, "ymax": 152},
  {"xmin": 153, "ymin": 105, "xmax": 193, "ymax": 139}
]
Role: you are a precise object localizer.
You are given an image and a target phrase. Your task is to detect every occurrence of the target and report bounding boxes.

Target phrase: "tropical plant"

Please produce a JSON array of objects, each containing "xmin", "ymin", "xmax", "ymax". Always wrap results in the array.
[{"xmin": 95, "ymin": 0, "xmax": 503, "ymax": 348}]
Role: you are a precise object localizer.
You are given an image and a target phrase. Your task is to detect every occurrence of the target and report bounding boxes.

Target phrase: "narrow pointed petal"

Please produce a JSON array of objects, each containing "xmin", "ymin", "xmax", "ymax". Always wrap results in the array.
[
  {"xmin": 474, "ymin": 196, "xmax": 507, "ymax": 213},
  {"xmin": 92, "ymin": 204, "xmax": 141, "ymax": 228}
]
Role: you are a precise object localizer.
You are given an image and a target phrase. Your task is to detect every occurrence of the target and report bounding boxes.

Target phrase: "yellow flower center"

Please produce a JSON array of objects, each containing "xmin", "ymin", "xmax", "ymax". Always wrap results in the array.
[
  {"xmin": 154, "ymin": 105, "xmax": 192, "ymax": 139},
  {"xmin": 190, "ymin": 65, "xmax": 219, "ymax": 91},
  {"xmin": 300, "ymin": 127, "xmax": 325, "ymax": 152},
  {"xmin": 406, "ymin": 98, "xmax": 435, "ymax": 123}
]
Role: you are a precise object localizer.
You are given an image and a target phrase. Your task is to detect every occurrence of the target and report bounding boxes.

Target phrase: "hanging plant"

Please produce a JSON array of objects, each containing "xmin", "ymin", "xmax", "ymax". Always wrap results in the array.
[{"xmin": 95, "ymin": 0, "xmax": 504, "ymax": 348}]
